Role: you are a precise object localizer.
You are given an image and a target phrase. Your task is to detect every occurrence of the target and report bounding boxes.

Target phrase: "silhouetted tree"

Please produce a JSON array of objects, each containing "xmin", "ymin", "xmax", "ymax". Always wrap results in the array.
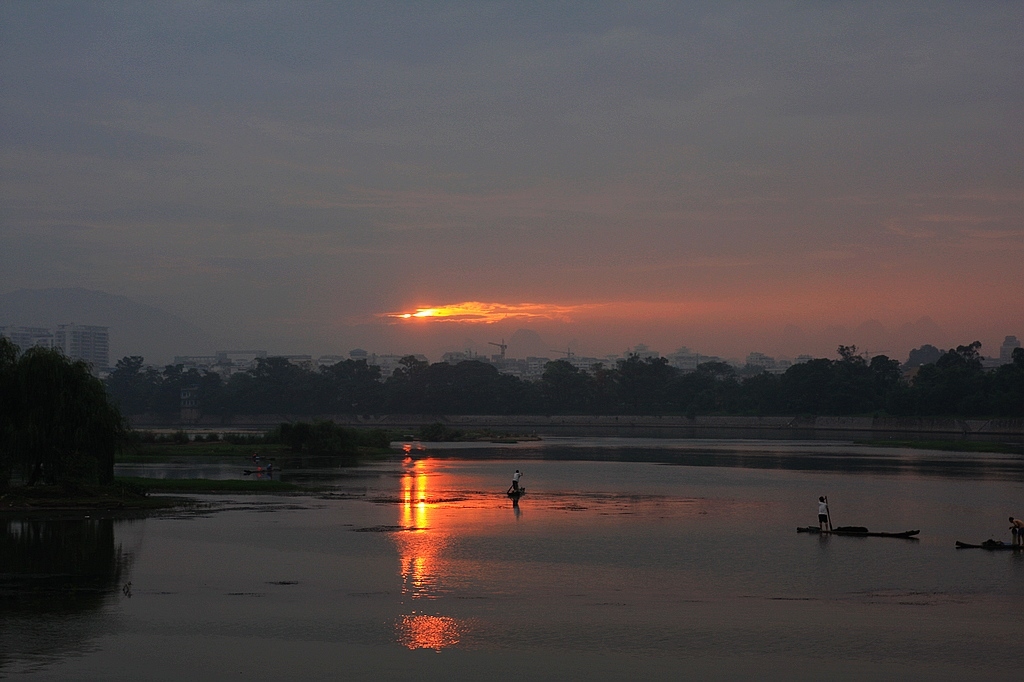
[
  {"xmin": 105, "ymin": 355, "xmax": 161, "ymax": 414},
  {"xmin": 736, "ymin": 371, "xmax": 782, "ymax": 415},
  {"xmin": 321, "ymin": 359, "xmax": 383, "ymax": 413},
  {"xmin": 0, "ymin": 343, "xmax": 125, "ymax": 489},
  {"xmin": 673, "ymin": 362, "xmax": 741, "ymax": 415},
  {"xmin": 614, "ymin": 355, "xmax": 677, "ymax": 414},
  {"xmin": 988, "ymin": 348, "xmax": 1024, "ymax": 417},
  {"xmin": 0, "ymin": 338, "xmax": 18, "ymax": 490},
  {"xmin": 541, "ymin": 360, "xmax": 596, "ymax": 413},
  {"xmin": 904, "ymin": 344, "xmax": 942, "ymax": 369},
  {"xmin": 910, "ymin": 342, "xmax": 989, "ymax": 415},
  {"xmin": 95, "ymin": 340, "xmax": 1024, "ymax": 422},
  {"xmin": 384, "ymin": 355, "xmax": 431, "ymax": 412}
]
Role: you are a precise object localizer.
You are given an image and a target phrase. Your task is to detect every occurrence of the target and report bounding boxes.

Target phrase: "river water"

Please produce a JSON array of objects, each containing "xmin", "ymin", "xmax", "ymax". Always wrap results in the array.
[{"xmin": 3, "ymin": 438, "xmax": 1023, "ymax": 680}]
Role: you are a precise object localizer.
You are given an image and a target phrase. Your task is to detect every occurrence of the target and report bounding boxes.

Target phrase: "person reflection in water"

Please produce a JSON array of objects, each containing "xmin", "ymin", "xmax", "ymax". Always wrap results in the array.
[
  {"xmin": 1010, "ymin": 517, "xmax": 1024, "ymax": 546},
  {"xmin": 508, "ymin": 469, "xmax": 522, "ymax": 494},
  {"xmin": 818, "ymin": 497, "xmax": 830, "ymax": 531}
]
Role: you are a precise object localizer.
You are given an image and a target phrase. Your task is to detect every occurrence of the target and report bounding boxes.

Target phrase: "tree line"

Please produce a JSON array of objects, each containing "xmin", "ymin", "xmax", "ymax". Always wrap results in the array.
[{"xmin": 105, "ymin": 343, "xmax": 1024, "ymax": 419}]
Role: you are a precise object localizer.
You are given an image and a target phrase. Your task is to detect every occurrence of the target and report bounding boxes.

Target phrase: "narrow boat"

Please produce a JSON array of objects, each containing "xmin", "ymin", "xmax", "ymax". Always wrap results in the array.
[
  {"xmin": 797, "ymin": 526, "xmax": 920, "ymax": 538},
  {"xmin": 955, "ymin": 540, "xmax": 1024, "ymax": 550},
  {"xmin": 507, "ymin": 487, "xmax": 526, "ymax": 499}
]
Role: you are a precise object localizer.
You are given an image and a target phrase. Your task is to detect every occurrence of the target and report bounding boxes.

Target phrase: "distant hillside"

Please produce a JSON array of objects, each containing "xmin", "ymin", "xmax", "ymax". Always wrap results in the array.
[{"xmin": 0, "ymin": 288, "xmax": 213, "ymax": 366}]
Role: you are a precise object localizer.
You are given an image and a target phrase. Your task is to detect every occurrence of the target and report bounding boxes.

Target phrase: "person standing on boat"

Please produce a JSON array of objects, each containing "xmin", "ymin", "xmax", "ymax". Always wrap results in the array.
[
  {"xmin": 818, "ymin": 497, "xmax": 830, "ymax": 531},
  {"xmin": 509, "ymin": 469, "xmax": 522, "ymax": 494},
  {"xmin": 1010, "ymin": 517, "xmax": 1024, "ymax": 546}
]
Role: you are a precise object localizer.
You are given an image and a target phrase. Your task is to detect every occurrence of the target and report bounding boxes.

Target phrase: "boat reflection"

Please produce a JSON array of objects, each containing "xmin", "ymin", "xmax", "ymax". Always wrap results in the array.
[{"xmin": 393, "ymin": 459, "xmax": 465, "ymax": 650}]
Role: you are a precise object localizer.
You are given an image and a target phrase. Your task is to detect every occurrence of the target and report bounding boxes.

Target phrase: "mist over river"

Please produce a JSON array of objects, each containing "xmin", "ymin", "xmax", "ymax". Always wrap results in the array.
[{"xmin": 3, "ymin": 438, "xmax": 1022, "ymax": 680}]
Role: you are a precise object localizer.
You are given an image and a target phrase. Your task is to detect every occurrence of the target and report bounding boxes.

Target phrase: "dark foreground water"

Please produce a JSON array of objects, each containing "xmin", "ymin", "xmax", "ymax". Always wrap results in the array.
[{"xmin": 3, "ymin": 439, "xmax": 1023, "ymax": 681}]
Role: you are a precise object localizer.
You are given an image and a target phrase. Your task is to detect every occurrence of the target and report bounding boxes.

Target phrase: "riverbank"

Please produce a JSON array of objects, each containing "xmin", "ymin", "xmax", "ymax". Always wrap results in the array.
[
  {"xmin": 128, "ymin": 414, "xmax": 1024, "ymax": 442},
  {"xmin": 856, "ymin": 439, "xmax": 1024, "ymax": 455},
  {"xmin": 117, "ymin": 441, "xmax": 399, "ymax": 462},
  {"xmin": 0, "ymin": 478, "xmax": 310, "ymax": 515},
  {"xmin": 0, "ymin": 483, "xmax": 185, "ymax": 515},
  {"xmin": 115, "ymin": 477, "xmax": 302, "ymax": 494}
]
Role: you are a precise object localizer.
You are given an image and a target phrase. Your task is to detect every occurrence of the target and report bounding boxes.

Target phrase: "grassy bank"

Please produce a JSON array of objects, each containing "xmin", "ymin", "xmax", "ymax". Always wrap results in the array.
[
  {"xmin": 116, "ymin": 476, "xmax": 301, "ymax": 493},
  {"xmin": 0, "ymin": 482, "xmax": 185, "ymax": 513},
  {"xmin": 0, "ymin": 477, "xmax": 304, "ymax": 514},
  {"xmin": 117, "ymin": 441, "xmax": 285, "ymax": 460},
  {"xmin": 857, "ymin": 439, "xmax": 1024, "ymax": 455},
  {"xmin": 118, "ymin": 440, "xmax": 399, "ymax": 462}
]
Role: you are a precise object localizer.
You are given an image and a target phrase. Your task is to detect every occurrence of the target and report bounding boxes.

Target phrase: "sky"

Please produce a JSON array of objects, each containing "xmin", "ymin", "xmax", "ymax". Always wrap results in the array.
[{"xmin": 2, "ymin": 2, "xmax": 1022, "ymax": 363}]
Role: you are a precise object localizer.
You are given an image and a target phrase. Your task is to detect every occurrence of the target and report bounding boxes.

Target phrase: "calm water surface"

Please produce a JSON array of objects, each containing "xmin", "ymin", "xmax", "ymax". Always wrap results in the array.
[{"xmin": 3, "ymin": 438, "xmax": 1023, "ymax": 680}]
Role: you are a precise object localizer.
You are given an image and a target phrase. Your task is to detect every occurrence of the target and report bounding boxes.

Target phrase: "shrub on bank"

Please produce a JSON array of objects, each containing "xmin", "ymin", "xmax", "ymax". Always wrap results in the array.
[{"xmin": 268, "ymin": 421, "xmax": 390, "ymax": 455}]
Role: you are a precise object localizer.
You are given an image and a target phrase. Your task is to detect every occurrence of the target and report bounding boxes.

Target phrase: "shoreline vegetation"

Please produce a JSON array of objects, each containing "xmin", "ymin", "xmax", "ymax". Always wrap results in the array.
[
  {"xmin": 0, "ymin": 418, "xmax": 537, "ymax": 513},
  {"xmin": 0, "ymin": 478, "xmax": 305, "ymax": 516},
  {"xmin": 0, "ymin": 417, "xmax": 539, "ymax": 513},
  {"xmin": 3, "ymin": 431, "xmax": 1019, "ymax": 515},
  {"xmin": 410, "ymin": 422, "xmax": 540, "ymax": 443},
  {"xmin": 855, "ymin": 439, "xmax": 1024, "ymax": 455},
  {"xmin": 123, "ymin": 422, "xmax": 540, "ymax": 454},
  {"xmin": 0, "ymin": 482, "xmax": 185, "ymax": 514}
]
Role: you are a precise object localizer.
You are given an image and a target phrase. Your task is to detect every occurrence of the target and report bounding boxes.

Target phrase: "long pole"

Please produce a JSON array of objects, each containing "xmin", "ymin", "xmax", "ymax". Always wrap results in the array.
[{"xmin": 825, "ymin": 495, "xmax": 833, "ymax": 531}]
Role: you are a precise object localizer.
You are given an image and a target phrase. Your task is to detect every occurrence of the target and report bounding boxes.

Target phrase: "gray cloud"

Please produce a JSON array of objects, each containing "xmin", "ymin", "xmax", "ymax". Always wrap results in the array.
[{"xmin": 2, "ymin": 1, "xmax": 1021, "ymax": 360}]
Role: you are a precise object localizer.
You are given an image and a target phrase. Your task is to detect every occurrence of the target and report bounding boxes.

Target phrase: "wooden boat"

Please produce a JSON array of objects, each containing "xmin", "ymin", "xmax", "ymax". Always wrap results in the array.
[
  {"xmin": 955, "ymin": 540, "xmax": 1024, "ymax": 550},
  {"xmin": 797, "ymin": 526, "xmax": 920, "ymax": 538},
  {"xmin": 507, "ymin": 487, "xmax": 526, "ymax": 499}
]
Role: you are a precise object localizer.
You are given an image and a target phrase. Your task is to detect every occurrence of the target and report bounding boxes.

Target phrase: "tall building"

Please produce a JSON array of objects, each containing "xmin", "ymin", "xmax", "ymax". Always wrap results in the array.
[
  {"xmin": 0, "ymin": 325, "xmax": 54, "ymax": 351},
  {"xmin": 54, "ymin": 324, "xmax": 110, "ymax": 370},
  {"xmin": 746, "ymin": 352, "xmax": 776, "ymax": 370},
  {"xmin": 173, "ymin": 355, "xmax": 218, "ymax": 370},
  {"xmin": 1000, "ymin": 335, "xmax": 1021, "ymax": 364},
  {"xmin": 628, "ymin": 343, "xmax": 660, "ymax": 359},
  {"xmin": 215, "ymin": 350, "xmax": 267, "ymax": 371}
]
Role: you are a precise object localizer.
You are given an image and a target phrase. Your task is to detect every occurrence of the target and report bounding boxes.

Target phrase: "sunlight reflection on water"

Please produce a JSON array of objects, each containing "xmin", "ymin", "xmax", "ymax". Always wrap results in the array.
[
  {"xmin": 396, "ymin": 613, "xmax": 462, "ymax": 651},
  {"xmin": 9, "ymin": 442, "xmax": 1024, "ymax": 679},
  {"xmin": 393, "ymin": 459, "xmax": 467, "ymax": 650}
]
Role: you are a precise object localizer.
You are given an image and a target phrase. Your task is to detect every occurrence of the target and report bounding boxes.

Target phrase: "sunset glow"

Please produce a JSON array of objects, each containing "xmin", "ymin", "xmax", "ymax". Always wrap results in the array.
[{"xmin": 386, "ymin": 301, "xmax": 592, "ymax": 323}]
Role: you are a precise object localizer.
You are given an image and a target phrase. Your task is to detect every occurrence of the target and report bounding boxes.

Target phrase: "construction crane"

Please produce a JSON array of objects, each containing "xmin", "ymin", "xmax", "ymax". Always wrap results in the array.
[
  {"xmin": 551, "ymin": 347, "xmax": 574, "ymax": 359},
  {"xmin": 488, "ymin": 339, "xmax": 508, "ymax": 359}
]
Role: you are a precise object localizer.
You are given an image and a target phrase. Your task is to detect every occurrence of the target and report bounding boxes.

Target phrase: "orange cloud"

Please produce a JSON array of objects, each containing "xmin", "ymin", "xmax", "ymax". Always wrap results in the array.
[{"xmin": 384, "ymin": 301, "xmax": 593, "ymax": 323}]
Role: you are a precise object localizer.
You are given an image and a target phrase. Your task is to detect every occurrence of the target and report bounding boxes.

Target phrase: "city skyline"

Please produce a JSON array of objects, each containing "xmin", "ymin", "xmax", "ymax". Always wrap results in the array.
[
  {"xmin": 2, "ymin": 3, "xmax": 1021, "ymax": 366},
  {"xmin": 7, "ymin": 316, "xmax": 1021, "ymax": 382},
  {"xmin": 1, "ymin": 287, "xmax": 1020, "ymax": 370}
]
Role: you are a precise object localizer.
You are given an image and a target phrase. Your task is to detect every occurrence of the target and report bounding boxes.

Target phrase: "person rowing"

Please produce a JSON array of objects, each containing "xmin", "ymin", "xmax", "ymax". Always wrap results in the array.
[
  {"xmin": 1010, "ymin": 517, "xmax": 1024, "ymax": 546},
  {"xmin": 818, "ymin": 496, "xmax": 830, "ymax": 531},
  {"xmin": 508, "ymin": 469, "xmax": 522, "ymax": 494}
]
